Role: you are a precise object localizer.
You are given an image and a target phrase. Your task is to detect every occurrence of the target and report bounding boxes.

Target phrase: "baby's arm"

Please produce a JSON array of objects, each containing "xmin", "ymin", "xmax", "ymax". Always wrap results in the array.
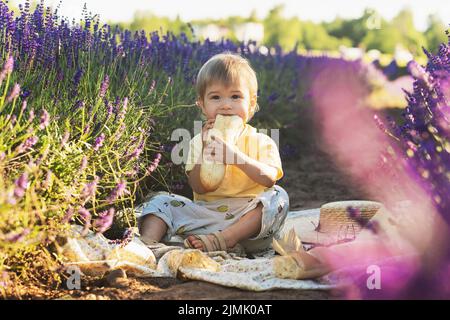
[
  {"xmin": 187, "ymin": 163, "xmax": 221, "ymax": 194},
  {"xmin": 234, "ymin": 151, "xmax": 278, "ymax": 188}
]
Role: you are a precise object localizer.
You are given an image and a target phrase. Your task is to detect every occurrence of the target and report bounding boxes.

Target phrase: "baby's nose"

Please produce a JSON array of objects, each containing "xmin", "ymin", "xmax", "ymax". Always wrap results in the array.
[{"xmin": 221, "ymin": 103, "xmax": 232, "ymax": 109}]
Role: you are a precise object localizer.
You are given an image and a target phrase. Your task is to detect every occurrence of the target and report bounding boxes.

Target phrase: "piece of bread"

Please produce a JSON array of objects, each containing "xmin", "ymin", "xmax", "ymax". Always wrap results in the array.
[
  {"xmin": 272, "ymin": 228, "xmax": 303, "ymax": 256},
  {"xmin": 200, "ymin": 114, "xmax": 243, "ymax": 190},
  {"xmin": 273, "ymin": 255, "xmax": 303, "ymax": 279},
  {"xmin": 165, "ymin": 249, "xmax": 221, "ymax": 277},
  {"xmin": 273, "ymin": 252, "xmax": 330, "ymax": 280},
  {"xmin": 106, "ymin": 237, "xmax": 157, "ymax": 269}
]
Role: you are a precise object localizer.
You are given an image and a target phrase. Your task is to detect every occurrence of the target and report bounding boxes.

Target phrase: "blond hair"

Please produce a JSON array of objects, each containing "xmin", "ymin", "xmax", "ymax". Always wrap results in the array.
[{"xmin": 196, "ymin": 52, "xmax": 259, "ymax": 120}]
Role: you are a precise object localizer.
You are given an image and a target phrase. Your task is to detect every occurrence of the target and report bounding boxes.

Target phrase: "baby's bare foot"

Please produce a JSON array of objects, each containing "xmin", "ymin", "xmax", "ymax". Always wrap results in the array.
[
  {"xmin": 186, "ymin": 233, "xmax": 236, "ymax": 251},
  {"xmin": 186, "ymin": 234, "xmax": 212, "ymax": 250}
]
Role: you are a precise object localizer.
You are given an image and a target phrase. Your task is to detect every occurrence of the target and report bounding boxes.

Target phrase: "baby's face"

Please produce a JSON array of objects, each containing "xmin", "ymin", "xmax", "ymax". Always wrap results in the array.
[{"xmin": 197, "ymin": 80, "xmax": 256, "ymax": 122}]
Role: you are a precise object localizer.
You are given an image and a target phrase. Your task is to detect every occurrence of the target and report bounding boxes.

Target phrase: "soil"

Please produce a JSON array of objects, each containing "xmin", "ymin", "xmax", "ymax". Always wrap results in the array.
[{"xmin": 6, "ymin": 111, "xmax": 368, "ymax": 300}]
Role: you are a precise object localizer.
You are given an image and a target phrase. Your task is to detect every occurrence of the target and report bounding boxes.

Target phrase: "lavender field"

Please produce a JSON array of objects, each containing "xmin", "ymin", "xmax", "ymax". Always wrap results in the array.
[{"xmin": 0, "ymin": 0, "xmax": 449, "ymax": 299}]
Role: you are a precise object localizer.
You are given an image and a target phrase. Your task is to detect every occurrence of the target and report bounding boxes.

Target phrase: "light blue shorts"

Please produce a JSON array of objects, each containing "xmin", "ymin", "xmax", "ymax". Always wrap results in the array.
[{"xmin": 135, "ymin": 185, "xmax": 290, "ymax": 253}]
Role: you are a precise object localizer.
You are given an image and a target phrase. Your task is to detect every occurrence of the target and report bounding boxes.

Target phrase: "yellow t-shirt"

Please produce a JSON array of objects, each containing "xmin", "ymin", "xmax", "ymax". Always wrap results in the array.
[{"xmin": 184, "ymin": 123, "xmax": 284, "ymax": 202}]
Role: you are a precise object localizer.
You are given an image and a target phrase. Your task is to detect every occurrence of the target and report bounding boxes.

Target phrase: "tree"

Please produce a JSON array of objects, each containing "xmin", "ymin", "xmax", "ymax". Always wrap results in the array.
[
  {"xmin": 362, "ymin": 22, "xmax": 403, "ymax": 53},
  {"xmin": 391, "ymin": 8, "xmax": 428, "ymax": 56},
  {"xmin": 424, "ymin": 14, "xmax": 448, "ymax": 54},
  {"xmin": 301, "ymin": 21, "xmax": 348, "ymax": 51},
  {"xmin": 263, "ymin": 4, "xmax": 286, "ymax": 47},
  {"xmin": 325, "ymin": 8, "xmax": 377, "ymax": 47}
]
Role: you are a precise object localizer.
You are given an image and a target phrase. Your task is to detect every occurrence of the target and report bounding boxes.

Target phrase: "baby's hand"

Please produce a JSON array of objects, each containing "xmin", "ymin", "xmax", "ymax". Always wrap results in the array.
[
  {"xmin": 201, "ymin": 118, "xmax": 215, "ymax": 149},
  {"xmin": 203, "ymin": 134, "xmax": 239, "ymax": 165}
]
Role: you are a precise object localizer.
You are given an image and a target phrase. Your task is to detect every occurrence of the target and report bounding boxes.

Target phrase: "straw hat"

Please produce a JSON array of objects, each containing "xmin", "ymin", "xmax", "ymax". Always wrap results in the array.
[{"xmin": 298, "ymin": 200, "xmax": 383, "ymax": 246}]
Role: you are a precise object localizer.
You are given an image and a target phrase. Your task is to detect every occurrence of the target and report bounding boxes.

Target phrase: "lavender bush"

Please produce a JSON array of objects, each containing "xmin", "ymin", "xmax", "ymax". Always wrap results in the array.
[
  {"xmin": 0, "ymin": 56, "xmax": 162, "ymax": 292},
  {"xmin": 0, "ymin": 0, "xmax": 303, "ymax": 291},
  {"xmin": 0, "ymin": 0, "xmax": 304, "ymax": 196},
  {"xmin": 380, "ymin": 32, "xmax": 450, "ymax": 298},
  {"xmin": 334, "ymin": 31, "xmax": 450, "ymax": 299}
]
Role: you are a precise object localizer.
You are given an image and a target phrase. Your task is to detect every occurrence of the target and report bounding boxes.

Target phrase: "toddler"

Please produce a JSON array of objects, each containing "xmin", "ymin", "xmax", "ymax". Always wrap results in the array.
[{"xmin": 136, "ymin": 52, "xmax": 289, "ymax": 254}]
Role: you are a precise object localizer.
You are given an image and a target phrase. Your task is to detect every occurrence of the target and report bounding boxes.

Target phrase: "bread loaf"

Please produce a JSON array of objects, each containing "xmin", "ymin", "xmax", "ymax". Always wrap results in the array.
[
  {"xmin": 273, "ymin": 255, "xmax": 303, "ymax": 279},
  {"xmin": 166, "ymin": 249, "xmax": 221, "ymax": 277},
  {"xmin": 200, "ymin": 114, "xmax": 243, "ymax": 191}
]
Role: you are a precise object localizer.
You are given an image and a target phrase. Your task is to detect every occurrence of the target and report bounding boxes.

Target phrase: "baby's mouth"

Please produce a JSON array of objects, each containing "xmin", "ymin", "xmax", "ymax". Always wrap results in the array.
[{"xmin": 217, "ymin": 113, "xmax": 238, "ymax": 117}]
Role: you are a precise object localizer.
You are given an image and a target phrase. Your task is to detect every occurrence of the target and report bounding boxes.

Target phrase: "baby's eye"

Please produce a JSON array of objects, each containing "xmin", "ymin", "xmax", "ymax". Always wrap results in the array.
[
  {"xmin": 232, "ymin": 95, "xmax": 242, "ymax": 99},
  {"xmin": 211, "ymin": 95, "xmax": 220, "ymax": 100}
]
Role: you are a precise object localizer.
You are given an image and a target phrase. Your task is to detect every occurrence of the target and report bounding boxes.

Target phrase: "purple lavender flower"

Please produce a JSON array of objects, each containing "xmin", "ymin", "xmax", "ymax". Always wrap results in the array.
[
  {"xmin": 16, "ymin": 174, "xmax": 30, "ymax": 192},
  {"xmin": 118, "ymin": 97, "xmax": 128, "ymax": 121},
  {"xmin": 62, "ymin": 207, "xmax": 74, "ymax": 223},
  {"xmin": 78, "ymin": 207, "xmax": 91, "ymax": 236},
  {"xmin": 15, "ymin": 135, "xmax": 38, "ymax": 154},
  {"xmin": 364, "ymin": 220, "xmax": 380, "ymax": 234},
  {"xmin": 6, "ymin": 83, "xmax": 20, "ymax": 102},
  {"xmin": 79, "ymin": 156, "xmax": 88, "ymax": 172},
  {"xmin": 93, "ymin": 133, "xmax": 105, "ymax": 151},
  {"xmin": 60, "ymin": 130, "xmax": 70, "ymax": 147},
  {"xmin": 83, "ymin": 123, "xmax": 91, "ymax": 135},
  {"xmin": 108, "ymin": 227, "xmax": 136, "ymax": 247},
  {"xmin": 72, "ymin": 68, "xmax": 84, "ymax": 88},
  {"xmin": 106, "ymin": 101, "xmax": 113, "ymax": 118},
  {"xmin": 93, "ymin": 208, "xmax": 115, "ymax": 233},
  {"xmin": 6, "ymin": 189, "xmax": 17, "ymax": 205},
  {"xmin": 5, "ymin": 228, "xmax": 31, "ymax": 243},
  {"xmin": 80, "ymin": 176, "xmax": 99, "ymax": 201},
  {"xmin": 0, "ymin": 55, "xmax": 14, "ymax": 85},
  {"xmin": 13, "ymin": 172, "xmax": 29, "ymax": 199},
  {"xmin": 146, "ymin": 153, "xmax": 161, "ymax": 175},
  {"xmin": 347, "ymin": 206, "xmax": 361, "ymax": 220},
  {"xmin": 21, "ymin": 100, "xmax": 27, "ymax": 112},
  {"xmin": 2, "ymin": 56, "xmax": 14, "ymax": 74},
  {"xmin": 13, "ymin": 186, "xmax": 25, "ymax": 198},
  {"xmin": 407, "ymin": 61, "xmax": 433, "ymax": 89},
  {"xmin": 20, "ymin": 89, "xmax": 30, "ymax": 99},
  {"xmin": 106, "ymin": 180, "xmax": 130, "ymax": 204},
  {"xmin": 149, "ymin": 80, "xmax": 156, "ymax": 94},
  {"xmin": 28, "ymin": 109, "xmax": 35, "ymax": 123},
  {"xmin": 371, "ymin": 32, "xmax": 450, "ymax": 298},
  {"xmin": 99, "ymin": 74, "xmax": 109, "ymax": 98},
  {"xmin": 39, "ymin": 109, "xmax": 49, "ymax": 130},
  {"xmin": 124, "ymin": 168, "xmax": 138, "ymax": 177},
  {"xmin": 128, "ymin": 139, "xmax": 144, "ymax": 160},
  {"xmin": 267, "ymin": 92, "xmax": 279, "ymax": 103},
  {"xmin": 0, "ymin": 272, "xmax": 10, "ymax": 288},
  {"xmin": 73, "ymin": 100, "xmax": 85, "ymax": 112}
]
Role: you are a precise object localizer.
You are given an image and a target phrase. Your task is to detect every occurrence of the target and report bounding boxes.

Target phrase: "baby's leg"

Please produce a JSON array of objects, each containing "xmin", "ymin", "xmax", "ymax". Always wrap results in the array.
[
  {"xmin": 139, "ymin": 214, "xmax": 168, "ymax": 244},
  {"xmin": 187, "ymin": 202, "xmax": 263, "ymax": 250}
]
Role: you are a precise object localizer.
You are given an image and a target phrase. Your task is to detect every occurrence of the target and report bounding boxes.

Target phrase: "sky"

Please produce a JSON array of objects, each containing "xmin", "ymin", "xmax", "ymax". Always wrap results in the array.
[{"xmin": 12, "ymin": 0, "xmax": 450, "ymax": 31}]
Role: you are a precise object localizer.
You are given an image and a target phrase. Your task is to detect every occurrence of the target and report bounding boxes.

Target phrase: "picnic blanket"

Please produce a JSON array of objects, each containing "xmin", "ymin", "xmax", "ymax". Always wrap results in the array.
[{"xmin": 61, "ymin": 209, "xmax": 336, "ymax": 291}]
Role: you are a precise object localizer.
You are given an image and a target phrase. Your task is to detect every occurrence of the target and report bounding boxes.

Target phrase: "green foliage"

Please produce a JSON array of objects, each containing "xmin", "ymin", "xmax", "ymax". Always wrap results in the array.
[
  {"xmin": 127, "ymin": 11, "xmax": 193, "ymax": 38},
  {"xmin": 425, "ymin": 14, "xmax": 448, "ymax": 53},
  {"xmin": 362, "ymin": 22, "xmax": 404, "ymax": 53},
  {"xmin": 392, "ymin": 9, "xmax": 428, "ymax": 56},
  {"xmin": 117, "ymin": 5, "xmax": 447, "ymax": 57},
  {"xmin": 324, "ymin": 9, "xmax": 377, "ymax": 46}
]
